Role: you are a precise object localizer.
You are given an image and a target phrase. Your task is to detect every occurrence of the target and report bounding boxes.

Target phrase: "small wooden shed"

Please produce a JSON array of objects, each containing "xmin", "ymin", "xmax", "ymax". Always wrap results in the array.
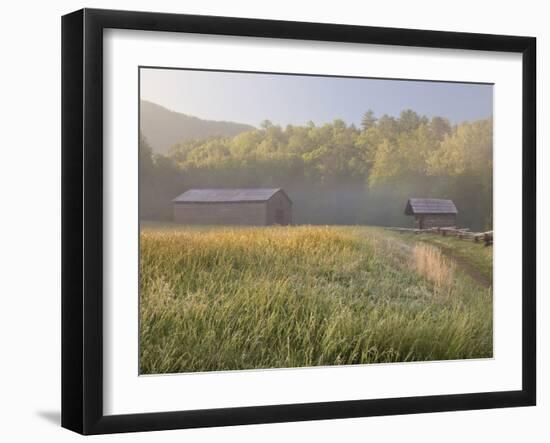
[
  {"xmin": 404, "ymin": 198, "xmax": 458, "ymax": 229},
  {"xmin": 172, "ymin": 188, "xmax": 292, "ymax": 226}
]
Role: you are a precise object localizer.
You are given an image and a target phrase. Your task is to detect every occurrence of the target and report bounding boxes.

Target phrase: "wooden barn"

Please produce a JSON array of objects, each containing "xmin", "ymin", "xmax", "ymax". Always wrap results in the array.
[
  {"xmin": 172, "ymin": 188, "xmax": 292, "ymax": 226},
  {"xmin": 404, "ymin": 198, "xmax": 458, "ymax": 229}
]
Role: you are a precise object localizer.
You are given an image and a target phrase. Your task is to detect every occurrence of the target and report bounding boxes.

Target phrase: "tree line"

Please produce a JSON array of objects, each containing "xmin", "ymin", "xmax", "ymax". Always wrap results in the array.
[{"xmin": 140, "ymin": 109, "xmax": 493, "ymax": 229}]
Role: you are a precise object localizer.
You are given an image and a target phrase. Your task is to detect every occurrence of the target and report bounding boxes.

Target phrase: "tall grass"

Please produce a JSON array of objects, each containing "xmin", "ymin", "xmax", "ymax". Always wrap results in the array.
[
  {"xmin": 412, "ymin": 244, "xmax": 456, "ymax": 292},
  {"xmin": 140, "ymin": 225, "xmax": 492, "ymax": 374}
]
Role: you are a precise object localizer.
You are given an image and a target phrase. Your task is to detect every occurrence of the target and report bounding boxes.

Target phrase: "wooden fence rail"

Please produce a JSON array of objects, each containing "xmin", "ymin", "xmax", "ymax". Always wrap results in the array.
[{"xmin": 386, "ymin": 226, "xmax": 493, "ymax": 246}]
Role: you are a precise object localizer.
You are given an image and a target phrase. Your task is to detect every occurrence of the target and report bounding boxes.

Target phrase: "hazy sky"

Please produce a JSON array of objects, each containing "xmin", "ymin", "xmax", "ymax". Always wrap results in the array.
[{"xmin": 140, "ymin": 68, "xmax": 493, "ymax": 128}]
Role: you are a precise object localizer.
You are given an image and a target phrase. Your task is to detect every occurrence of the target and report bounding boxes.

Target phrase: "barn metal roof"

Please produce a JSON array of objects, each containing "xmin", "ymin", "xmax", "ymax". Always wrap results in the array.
[
  {"xmin": 173, "ymin": 188, "xmax": 288, "ymax": 203},
  {"xmin": 405, "ymin": 198, "xmax": 458, "ymax": 215}
]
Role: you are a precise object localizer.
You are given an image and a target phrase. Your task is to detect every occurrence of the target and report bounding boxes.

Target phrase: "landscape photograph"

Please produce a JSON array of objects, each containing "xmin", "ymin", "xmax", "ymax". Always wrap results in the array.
[{"xmin": 138, "ymin": 68, "xmax": 494, "ymax": 375}]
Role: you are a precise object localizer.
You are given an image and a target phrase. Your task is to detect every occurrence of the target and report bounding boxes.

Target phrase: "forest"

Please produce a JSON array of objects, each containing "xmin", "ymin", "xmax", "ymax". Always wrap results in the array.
[{"xmin": 139, "ymin": 109, "xmax": 493, "ymax": 230}]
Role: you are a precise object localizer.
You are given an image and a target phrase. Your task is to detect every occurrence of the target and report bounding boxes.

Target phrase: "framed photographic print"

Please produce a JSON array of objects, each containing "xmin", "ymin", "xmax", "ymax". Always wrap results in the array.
[{"xmin": 61, "ymin": 8, "xmax": 536, "ymax": 435}]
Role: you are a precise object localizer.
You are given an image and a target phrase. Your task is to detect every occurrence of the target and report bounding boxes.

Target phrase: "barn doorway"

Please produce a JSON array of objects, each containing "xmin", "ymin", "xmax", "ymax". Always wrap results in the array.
[{"xmin": 275, "ymin": 209, "xmax": 284, "ymax": 225}]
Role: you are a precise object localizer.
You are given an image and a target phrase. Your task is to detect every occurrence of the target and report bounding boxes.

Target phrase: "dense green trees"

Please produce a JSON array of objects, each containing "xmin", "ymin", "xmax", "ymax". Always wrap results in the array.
[{"xmin": 140, "ymin": 110, "xmax": 493, "ymax": 229}]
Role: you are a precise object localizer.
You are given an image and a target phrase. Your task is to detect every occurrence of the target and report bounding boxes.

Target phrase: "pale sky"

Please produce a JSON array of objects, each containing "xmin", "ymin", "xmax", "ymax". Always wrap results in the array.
[{"xmin": 140, "ymin": 67, "xmax": 493, "ymax": 128}]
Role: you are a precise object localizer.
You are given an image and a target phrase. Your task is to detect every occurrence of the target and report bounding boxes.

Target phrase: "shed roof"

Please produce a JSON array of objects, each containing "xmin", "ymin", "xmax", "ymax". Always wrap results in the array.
[
  {"xmin": 405, "ymin": 198, "xmax": 458, "ymax": 215},
  {"xmin": 173, "ymin": 188, "xmax": 290, "ymax": 203}
]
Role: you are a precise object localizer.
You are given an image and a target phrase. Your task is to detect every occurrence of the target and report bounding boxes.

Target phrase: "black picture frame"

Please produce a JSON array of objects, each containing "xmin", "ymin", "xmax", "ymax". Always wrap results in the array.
[{"xmin": 61, "ymin": 8, "xmax": 536, "ymax": 435}]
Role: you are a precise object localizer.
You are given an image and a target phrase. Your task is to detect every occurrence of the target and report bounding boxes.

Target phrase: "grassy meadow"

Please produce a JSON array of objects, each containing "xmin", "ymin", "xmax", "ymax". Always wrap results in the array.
[
  {"xmin": 396, "ymin": 232, "xmax": 493, "ymax": 284},
  {"xmin": 139, "ymin": 224, "xmax": 492, "ymax": 374}
]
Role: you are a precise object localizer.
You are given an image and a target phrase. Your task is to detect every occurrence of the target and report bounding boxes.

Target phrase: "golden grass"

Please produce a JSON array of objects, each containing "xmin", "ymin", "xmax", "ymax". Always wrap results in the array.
[
  {"xmin": 139, "ymin": 225, "xmax": 492, "ymax": 374},
  {"xmin": 412, "ymin": 244, "xmax": 456, "ymax": 292}
]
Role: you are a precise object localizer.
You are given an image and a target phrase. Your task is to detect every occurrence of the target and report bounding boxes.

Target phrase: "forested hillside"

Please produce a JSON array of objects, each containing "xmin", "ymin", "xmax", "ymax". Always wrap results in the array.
[
  {"xmin": 140, "ymin": 110, "xmax": 493, "ymax": 229},
  {"xmin": 140, "ymin": 100, "xmax": 255, "ymax": 154}
]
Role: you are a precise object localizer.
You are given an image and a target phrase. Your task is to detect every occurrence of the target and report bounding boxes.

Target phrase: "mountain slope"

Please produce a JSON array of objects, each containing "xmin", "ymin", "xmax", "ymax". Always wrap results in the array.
[{"xmin": 140, "ymin": 100, "xmax": 256, "ymax": 154}]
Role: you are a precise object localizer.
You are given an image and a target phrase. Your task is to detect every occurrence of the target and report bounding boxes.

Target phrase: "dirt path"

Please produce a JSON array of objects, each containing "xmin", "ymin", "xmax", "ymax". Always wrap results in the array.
[
  {"xmin": 384, "ymin": 233, "xmax": 492, "ymax": 289},
  {"xmin": 432, "ymin": 244, "xmax": 492, "ymax": 288}
]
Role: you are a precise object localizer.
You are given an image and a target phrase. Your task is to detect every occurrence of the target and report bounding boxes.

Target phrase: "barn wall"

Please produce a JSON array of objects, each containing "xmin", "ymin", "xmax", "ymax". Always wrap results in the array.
[
  {"xmin": 415, "ymin": 214, "xmax": 456, "ymax": 229},
  {"xmin": 174, "ymin": 202, "xmax": 267, "ymax": 225},
  {"xmin": 266, "ymin": 192, "xmax": 292, "ymax": 225}
]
